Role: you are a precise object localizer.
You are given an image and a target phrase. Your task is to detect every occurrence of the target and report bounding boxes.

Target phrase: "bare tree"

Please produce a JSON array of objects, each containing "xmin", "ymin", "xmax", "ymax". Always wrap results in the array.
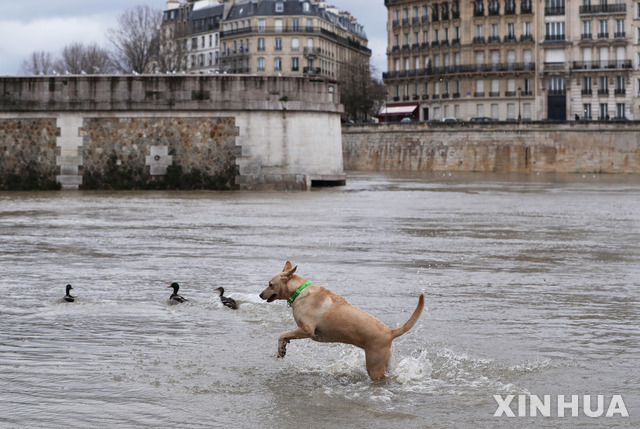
[
  {"xmin": 108, "ymin": 5, "xmax": 162, "ymax": 73},
  {"xmin": 339, "ymin": 59, "xmax": 387, "ymax": 122},
  {"xmin": 60, "ymin": 43, "xmax": 114, "ymax": 74},
  {"xmin": 19, "ymin": 51, "xmax": 56, "ymax": 75},
  {"xmin": 154, "ymin": 25, "xmax": 189, "ymax": 73}
]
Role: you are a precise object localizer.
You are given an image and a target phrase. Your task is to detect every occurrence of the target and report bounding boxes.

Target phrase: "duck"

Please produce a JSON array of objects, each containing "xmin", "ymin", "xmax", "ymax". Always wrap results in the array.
[
  {"xmin": 214, "ymin": 287, "xmax": 237, "ymax": 310},
  {"xmin": 168, "ymin": 282, "xmax": 187, "ymax": 305},
  {"xmin": 63, "ymin": 284, "xmax": 75, "ymax": 302}
]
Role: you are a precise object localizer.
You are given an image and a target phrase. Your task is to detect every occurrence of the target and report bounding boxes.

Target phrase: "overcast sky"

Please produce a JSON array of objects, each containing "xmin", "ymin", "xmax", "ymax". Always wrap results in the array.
[{"xmin": 0, "ymin": 0, "xmax": 388, "ymax": 77}]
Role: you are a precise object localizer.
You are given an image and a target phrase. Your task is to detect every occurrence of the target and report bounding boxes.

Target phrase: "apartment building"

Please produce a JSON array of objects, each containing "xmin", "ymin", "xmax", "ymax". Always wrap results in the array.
[
  {"xmin": 157, "ymin": 0, "xmax": 370, "ymax": 80},
  {"xmin": 383, "ymin": 0, "xmax": 637, "ymax": 122},
  {"xmin": 219, "ymin": 0, "xmax": 370, "ymax": 79},
  {"xmin": 157, "ymin": 0, "xmax": 224, "ymax": 73}
]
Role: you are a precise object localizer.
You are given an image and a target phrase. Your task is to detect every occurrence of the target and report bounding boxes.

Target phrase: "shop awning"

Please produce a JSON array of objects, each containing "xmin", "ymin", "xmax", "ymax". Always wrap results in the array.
[{"xmin": 379, "ymin": 104, "xmax": 418, "ymax": 116}]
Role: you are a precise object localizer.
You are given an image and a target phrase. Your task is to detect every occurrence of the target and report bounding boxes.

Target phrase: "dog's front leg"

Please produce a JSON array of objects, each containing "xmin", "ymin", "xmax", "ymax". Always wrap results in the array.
[{"xmin": 277, "ymin": 327, "xmax": 313, "ymax": 358}]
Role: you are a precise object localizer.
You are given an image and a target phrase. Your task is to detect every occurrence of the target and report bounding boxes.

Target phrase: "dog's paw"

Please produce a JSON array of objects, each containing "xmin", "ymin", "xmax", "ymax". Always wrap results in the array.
[{"xmin": 277, "ymin": 339, "xmax": 289, "ymax": 358}]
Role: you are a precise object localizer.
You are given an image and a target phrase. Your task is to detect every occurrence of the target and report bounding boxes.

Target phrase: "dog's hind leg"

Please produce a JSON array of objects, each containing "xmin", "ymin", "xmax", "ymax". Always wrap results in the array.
[
  {"xmin": 277, "ymin": 327, "xmax": 314, "ymax": 358},
  {"xmin": 364, "ymin": 345, "xmax": 393, "ymax": 380}
]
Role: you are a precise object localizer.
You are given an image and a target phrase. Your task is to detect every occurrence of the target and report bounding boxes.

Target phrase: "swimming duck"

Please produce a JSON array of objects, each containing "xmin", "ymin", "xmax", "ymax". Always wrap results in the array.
[
  {"xmin": 215, "ymin": 287, "xmax": 237, "ymax": 310},
  {"xmin": 64, "ymin": 284, "xmax": 75, "ymax": 302},
  {"xmin": 168, "ymin": 282, "xmax": 187, "ymax": 304}
]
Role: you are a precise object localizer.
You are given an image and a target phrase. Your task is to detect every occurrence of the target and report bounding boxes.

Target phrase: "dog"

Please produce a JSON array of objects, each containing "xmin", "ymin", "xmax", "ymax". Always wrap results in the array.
[{"xmin": 259, "ymin": 261, "xmax": 425, "ymax": 380}]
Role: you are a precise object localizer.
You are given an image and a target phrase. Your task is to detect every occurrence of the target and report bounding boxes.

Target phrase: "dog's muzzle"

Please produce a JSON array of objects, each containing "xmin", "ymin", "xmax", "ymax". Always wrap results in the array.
[{"xmin": 260, "ymin": 292, "xmax": 277, "ymax": 302}]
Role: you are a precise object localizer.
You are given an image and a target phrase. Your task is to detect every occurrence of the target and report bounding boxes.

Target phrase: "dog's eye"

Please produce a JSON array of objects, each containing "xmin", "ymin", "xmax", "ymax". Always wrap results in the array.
[{"xmin": 268, "ymin": 282, "xmax": 273, "ymax": 288}]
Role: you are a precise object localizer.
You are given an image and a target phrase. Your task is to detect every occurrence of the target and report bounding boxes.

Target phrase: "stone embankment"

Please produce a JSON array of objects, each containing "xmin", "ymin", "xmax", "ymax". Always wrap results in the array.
[{"xmin": 342, "ymin": 122, "xmax": 640, "ymax": 174}]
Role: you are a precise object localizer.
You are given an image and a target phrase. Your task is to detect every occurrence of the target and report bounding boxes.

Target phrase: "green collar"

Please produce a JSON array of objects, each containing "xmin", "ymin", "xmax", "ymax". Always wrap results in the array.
[{"xmin": 288, "ymin": 280, "xmax": 312, "ymax": 305}]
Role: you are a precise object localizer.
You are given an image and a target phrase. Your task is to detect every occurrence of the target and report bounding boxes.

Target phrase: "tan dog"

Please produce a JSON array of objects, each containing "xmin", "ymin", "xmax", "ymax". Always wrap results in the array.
[{"xmin": 259, "ymin": 261, "xmax": 425, "ymax": 380}]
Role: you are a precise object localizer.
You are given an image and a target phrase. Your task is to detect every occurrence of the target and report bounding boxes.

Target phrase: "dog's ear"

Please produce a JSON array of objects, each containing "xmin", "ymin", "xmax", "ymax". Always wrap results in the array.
[
  {"xmin": 281, "ymin": 265, "xmax": 297, "ymax": 279},
  {"xmin": 283, "ymin": 261, "xmax": 293, "ymax": 271}
]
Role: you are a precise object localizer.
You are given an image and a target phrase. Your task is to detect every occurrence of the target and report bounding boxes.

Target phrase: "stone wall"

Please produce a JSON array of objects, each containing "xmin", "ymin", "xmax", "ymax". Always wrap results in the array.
[
  {"xmin": 342, "ymin": 122, "xmax": 640, "ymax": 174},
  {"xmin": 81, "ymin": 117, "xmax": 238, "ymax": 190},
  {"xmin": 0, "ymin": 75, "xmax": 344, "ymax": 190},
  {"xmin": 0, "ymin": 119, "xmax": 59, "ymax": 190}
]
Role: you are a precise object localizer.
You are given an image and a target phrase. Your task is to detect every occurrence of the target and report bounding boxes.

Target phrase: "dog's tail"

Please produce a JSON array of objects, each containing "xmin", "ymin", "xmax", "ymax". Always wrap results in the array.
[{"xmin": 391, "ymin": 293, "xmax": 425, "ymax": 340}]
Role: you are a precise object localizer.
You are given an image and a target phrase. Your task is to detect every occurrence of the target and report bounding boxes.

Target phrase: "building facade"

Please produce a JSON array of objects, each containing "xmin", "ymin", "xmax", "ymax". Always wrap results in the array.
[
  {"xmin": 157, "ymin": 0, "xmax": 371, "ymax": 81},
  {"xmin": 383, "ymin": 0, "xmax": 639, "ymax": 122},
  {"xmin": 219, "ymin": 0, "xmax": 370, "ymax": 79}
]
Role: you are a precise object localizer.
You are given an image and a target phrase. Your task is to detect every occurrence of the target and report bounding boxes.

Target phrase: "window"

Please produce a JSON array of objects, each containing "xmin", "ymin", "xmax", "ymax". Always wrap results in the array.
[
  {"xmin": 507, "ymin": 103, "xmax": 515, "ymax": 120},
  {"xmin": 583, "ymin": 76, "xmax": 592, "ymax": 94},
  {"xmin": 546, "ymin": 22, "xmax": 565, "ymax": 40},
  {"xmin": 583, "ymin": 104, "xmax": 592, "ymax": 119},
  {"xmin": 258, "ymin": 19, "xmax": 266, "ymax": 32},
  {"xmin": 523, "ymin": 103, "xmax": 531, "ymax": 120},
  {"xmin": 476, "ymin": 24, "xmax": 484, "ymax": 38},
  {"xmin": 292, "ymin": 19, "xmax": 300, "ymax": 32},
  {"xmin": 615, "ymin": 19, "xmax": 624, "ymax": 37},
  {"xmin": 275, "ymin": 19, "xmax": 283, "ymax": 32},
  {"xmin": 491, "ymin": 104, "xmax": 499, "ymax": 120},
  {"xmin": 192, "ymin": 37, "xmax": 198, "ymax": 50},
  {"xmin": 292, "ymin": 38, "xmax": 300, "ymax": 51},
  {"xmin": 257, "ymin": 57, "xmax": 265, "ymax": 72},
  {"xmin": 475, "ymin": 79, "xmax": 485, "ymax": 96},
  {"xmin": 258, "ymin": 38, "xmax": 265, "ymax": 51},
  {"xmin": 303, "ymin": 2, "xmax": 310, "ymax": 12},
  {"xmin": 275, "ymin": 38, "xmax": 282, "ymax": 51},
  {"xmin": 476, "ymin": 104, "xmax": 485, "ymax": 117},
  {"xmin": 599, "ymin": 76, "xmax": 609, "ymax": 94},
  {"xmin": 616, "ymin": 75, "xmax": 625, "ymax": 93},
  {"xmin": 599, "ymin": 103, "xmax": 608, "ymax": 120},
  {"xmin": 275, "ymin": 1, "xmax": 284, "ymax": 12},
  {"xmin": 582, "ymin": 20, "xmax": 591, "ymax": 38},
  {"xmin": 616, "ymin": 103, "xmax": 625, "ymax": 119},
  {"xmin": 291, "ymin": 57, "xmax": 299, "ymax": 72},
  {"xmin": 507, "ymin": 23, "xmax": 515, "ymax": 38},
  {"xmin": 523, "ymin": 22, "xmax": 531, "ymax": 37},
  {"xmin": 274, "ymin": 57, "xmax": 282, "ymax": 71},
  {"xmin": 598, "ymin": 20, "xmax": 608, "ymax": 38}
]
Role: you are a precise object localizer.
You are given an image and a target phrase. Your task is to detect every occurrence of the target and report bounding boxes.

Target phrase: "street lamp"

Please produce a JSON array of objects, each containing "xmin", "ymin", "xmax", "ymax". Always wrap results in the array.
[{"xmin": 518, "ymin": 86, "xmax": 522, "ymax": 121}]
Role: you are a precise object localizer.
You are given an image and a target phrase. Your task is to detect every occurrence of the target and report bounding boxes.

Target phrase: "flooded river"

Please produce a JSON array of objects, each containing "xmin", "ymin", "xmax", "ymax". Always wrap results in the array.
[{"xmin": 1, "ymin": 172, "xmax": 638, "ymax": 428}]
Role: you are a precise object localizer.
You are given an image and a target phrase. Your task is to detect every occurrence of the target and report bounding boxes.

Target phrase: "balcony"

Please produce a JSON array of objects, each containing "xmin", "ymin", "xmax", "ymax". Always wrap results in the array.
[
  {"xmin": 544, "ymin": 34, "xmax": 566, "ymax": 42},
  {"xmin": 581, "ymin": 33, "xmax": 592, "ymax": 40},
  {"xmin": 412, "ymin": 17, "xmax": 420, "ymax": 26},
  {"xmin": 453, "ymin": 92, "xmax": 461, "ymax": 98},
  {"xmin": 488, "ymin": 6, "xmax": 500, "ymax": 16},
  {"xmin": 411, "ymin": 43, "xmax": 420, "ymax": 50},
  {"xmin": 474, "ymin": 92, "xmax": 485, "ymax": 97},
  {"xmin": 582, "ymin": 89, "xmax": 592, "ymax": 95},
  {"xmin": 431, "ymin": 41, "xmax": 440, "ymax": 48},
  {"xmin": 392, "ymin": 20, "xmax": 400, "ymax": 28},
  {"xmin": 451, "ymin": 38, "xmax": 461, "ymax": 46},
  {"xmin": 598, "ymin": 89, "xmax": 609, "ymax": 95},
  {"xmin": 303, "ymin": 67, "xmax": 322, "ymax": 75},
  {"xmin": 615, "ymin": 88, "xmax": 626, "ymax": 96},
  {"xmin": 441, "ymin": 39, "xmax": 449, "ymax": 47},
  {"xmin": 488, "ymin": 36, "xmax": 501, "ymax": 43},
  {"xmin": 505, "ymin": 2, "xmax": 516, "ymax": 15},
  {"xmin": 572, "ymin": 60, "xmax": 632, "ymax": 70},
  {"xmin": 504, "ymin": 35, "xmax": 517, "ymax": 43},
  {"xmin": 579, "ymin": 4, "xmax": 626, "ymax": 14},
  {"xmin": 381, "ymin": 63, "xmax": 536, "ymax": 81},
  {"xmin": 614, "ymin": 32, "xmax": 626, "ymax": 39},
  {"xmin": 598, "ymin": 32, "xmax": 609, "ymax": 39},
  {"xmin": 422, "ymin": 15, "xmax": 429, "ymax": 24},
  {"xmin": 520, "ymin": 34, "xmax": 534, "ymax": 42},
  {"xmin": 402, "ymin": 44, "xmax": 410, "ymax": 51},
  {"xmin": 489, "ymin": 91, "xmax": 500, "ymax": 97},
  {"xmin": 473, "ymin": 36, "xmax": 486, "ymax": 44},
  {"xmin": 521, "ymin": 90, "xmax": 532, "ymax": 96},
  {"xmin": 422, "ymin": 94, "xmax": 429, "ymax": 100},
  {"xmin": 545, "ymin": 7, "xmax": 565, "ymax": 16},
  {"xmin": 402, "ymin": 18, "xmax": 409, "ymax": 26},
  {"xmin": 505, "ymin": 91, "xmax": 516, "ymax": 97},
  {"xmin": 521, "ymin": 1, "xmax": 532, "ymax": 14}
]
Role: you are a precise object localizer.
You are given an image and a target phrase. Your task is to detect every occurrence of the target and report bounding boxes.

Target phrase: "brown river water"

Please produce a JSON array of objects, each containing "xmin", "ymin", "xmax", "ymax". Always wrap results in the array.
[{"xmin": 1, "ymin": 172, "xmax": 638, "ymax": 428}]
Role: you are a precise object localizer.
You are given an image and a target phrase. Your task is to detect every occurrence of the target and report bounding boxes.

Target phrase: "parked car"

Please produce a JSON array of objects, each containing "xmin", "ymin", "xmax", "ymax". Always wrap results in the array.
[
  {"xmin": 469, "ymin": 116, "xmax": 493, "ymax": 122},
  {"xmin": 442, "ymin": 117, "xmax": 458, "ymax": 122},
  {"xmin": 400, "ymin": 117, "xmax": 413, "ymax": 123}
]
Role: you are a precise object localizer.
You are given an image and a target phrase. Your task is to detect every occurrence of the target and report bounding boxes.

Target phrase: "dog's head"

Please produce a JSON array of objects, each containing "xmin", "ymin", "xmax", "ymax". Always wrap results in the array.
[{"xmin": 259, "ymin": 261, "xmax": 297, "ymax": 303}]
